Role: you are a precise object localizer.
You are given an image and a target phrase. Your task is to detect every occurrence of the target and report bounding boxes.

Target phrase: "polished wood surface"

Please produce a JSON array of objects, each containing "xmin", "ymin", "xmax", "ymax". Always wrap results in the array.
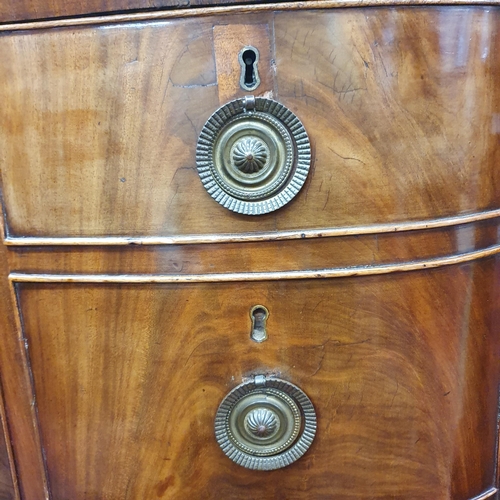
[
  {"xmin": 0, "ymin": 401, "xmax": 16, "ymax": 500},
  {"xmin": 0, "ymin": 0, "xmax": 263, "ymax": 23},
  {"xmin": 4, "ymin": 207, "xmax": 500, "ymax": 246},
  {"xmin": 14, "ymin": 261, "xmax": 499, "ymax": 499},
  {"xmin": 5, "ymin": 218, "xmax": 499, "ymax": 276},
  {"xmin": 213, "ymin": 23, "xmax": 274, "ymax": 103},
  {"xmin": 1, "ymin": 0, "xmax": 499, "ymax": 25},
  {"xmin": 0, "ymin": 219, "xmax": 48, "ymax": 500},
  {"xmin": 0, "ymin": 4, "xmax": 498, "ymax": 500},
  {"xmin": 1, "ymin": 8, "xmax": 499, "ymax": 239}
]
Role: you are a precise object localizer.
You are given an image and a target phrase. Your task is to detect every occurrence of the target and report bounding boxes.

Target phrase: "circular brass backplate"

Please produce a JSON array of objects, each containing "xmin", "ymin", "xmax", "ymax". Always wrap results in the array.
[
  {"xmin": 214, "ymin": 376, "xmax": 317, "ymax": 470},
  {"xmin": 196, "ymin": 97, "xmax": 311, "ymax": 215}
]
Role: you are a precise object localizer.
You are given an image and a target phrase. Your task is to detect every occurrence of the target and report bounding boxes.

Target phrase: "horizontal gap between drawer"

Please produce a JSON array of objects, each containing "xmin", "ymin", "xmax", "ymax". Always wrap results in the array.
[
  {"xmin": 4, "ymin": 209, "xmax": 500, "ymax": 247},
  {"xmin": 0, "ymin": 0, "xmax": 499, "ymax": 32},
  {"xmin": 9, "ymin": 241, "xmax": 500, "ymax": 283}
]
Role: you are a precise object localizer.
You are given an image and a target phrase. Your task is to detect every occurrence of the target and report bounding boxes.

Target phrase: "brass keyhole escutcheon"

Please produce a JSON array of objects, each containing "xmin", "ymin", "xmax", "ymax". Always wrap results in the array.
[
  {"xmin": 239, "ymin": 46, "xmax": 260, "ymax": 91},
  {"xmin": 250, "ymin": 305, "xmax": 269, "ymax": 343}
]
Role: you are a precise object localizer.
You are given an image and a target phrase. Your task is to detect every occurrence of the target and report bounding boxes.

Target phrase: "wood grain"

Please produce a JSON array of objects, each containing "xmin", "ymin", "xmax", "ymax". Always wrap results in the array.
[
  {"xmin": 273, "ymin": 7, "xmax": 500, "ymax": 231},
  {"xmin": 8, "ymin": 243, "xmax": 500, "ymax": 282},
  {"xmin": 0, "ymin": 7, "xmax": 499, "ymax": 238},
  {"xmin": 0, "ymin": 393, "xmax": 16, "ymax": 500},
  {"xmin": 0, "ymin": 221, "xmax": 49, "ymax": 499},
  {"xmin": 213, "ymin": 22, "xmax": 274, "ymax": 103},
  {"xmin": 1, "ymin": 0, "xmax": 500, "ymax": 29},
  {"xmin": 0, "ymin": 0, "xmax": 356, "ymax": 24},
  {"xmin": 16, "ymin": 260, "xmax": 500, "ymax": 499},
  {"xmin": 4, "ymin": 207, "xmax": 500, "ymax": 246},
  {"xmin": 0, "ymin": 0, "xmax": 253, "ymax": 24},
  {"xmin": 4, "ymin": 218, "xmax": 499, "ymax": 276},
  {"xmin": 0, "ymin": 5, "xmax": 498, "ymax": 499}
]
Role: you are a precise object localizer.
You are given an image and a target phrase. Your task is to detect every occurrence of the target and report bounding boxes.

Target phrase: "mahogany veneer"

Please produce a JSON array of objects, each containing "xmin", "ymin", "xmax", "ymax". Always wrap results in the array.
[{"xmin": 0, "ymin": 3, "xmax": 499, "ymax": 500}]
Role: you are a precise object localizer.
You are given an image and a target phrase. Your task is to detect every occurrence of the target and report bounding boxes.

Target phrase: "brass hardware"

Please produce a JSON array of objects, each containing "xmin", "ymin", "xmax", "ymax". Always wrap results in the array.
[
  {"xmin": 232, "ymin": 137, "xmax": 268, "ymax": 174},
  {"xmin": 196, "ymin": 97, "xmax": 311, "ymax": 215},
  {"xmin": 250, "ymin": 305, "xmax": 269, "ymax": 343},
  {"xmin": 245, "ymin": 408, "xmax": 278, "ymax": 437},
  {"xmin": 239, "ymin": 46, "xmax": 261, "ymax": 91},
  {"xmin": 242, "ymin": 95, "xmax": 255, "ymax": 111},
  {"xmin": 214, "ymin": 375, "xmax": 317, "ymax": 470}
]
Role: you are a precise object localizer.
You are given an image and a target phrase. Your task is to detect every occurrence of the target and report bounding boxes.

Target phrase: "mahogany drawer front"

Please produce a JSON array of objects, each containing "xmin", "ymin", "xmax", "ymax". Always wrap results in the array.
[
  {"xmin": 14, "ymin": 261, "xmax": 499, "ymax": 500},
  {"xmin": 0, "ymin": 7, "xmax": 499, "ymax": 240}
]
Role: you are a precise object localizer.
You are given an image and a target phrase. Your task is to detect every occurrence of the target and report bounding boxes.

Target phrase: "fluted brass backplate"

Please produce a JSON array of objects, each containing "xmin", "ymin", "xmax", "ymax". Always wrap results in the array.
[
  {"xmin": 196, "ymin": 96, "xmax": 311, "ymax": 215},
  {"xmin": 214, "ymin": 375, "xmax": 316, "ymax": 470}
]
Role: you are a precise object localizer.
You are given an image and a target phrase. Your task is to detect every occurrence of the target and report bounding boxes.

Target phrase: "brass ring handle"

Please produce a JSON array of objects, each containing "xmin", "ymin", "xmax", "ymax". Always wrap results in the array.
[
  {"xmin": 196, "ymin": 96, "xmax": 311, "ymax": 215},
  {"xmin": 214, "ymin": 375, "xmax": 317, "ymax": 470}
]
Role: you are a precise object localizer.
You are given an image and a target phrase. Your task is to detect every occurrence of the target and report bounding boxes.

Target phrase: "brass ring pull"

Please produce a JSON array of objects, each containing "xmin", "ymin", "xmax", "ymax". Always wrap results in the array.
[
  {"xmin": 196, "ymin": 96, "xmax": 311, "ymax": 215},
  {"xmin": 214, "ymin": 375, "xmax": 317, "ymax": 470}
]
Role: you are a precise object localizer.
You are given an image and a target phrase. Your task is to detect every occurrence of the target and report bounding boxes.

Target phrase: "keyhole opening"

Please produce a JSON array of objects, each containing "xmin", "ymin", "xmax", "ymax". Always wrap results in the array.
[
  {"xmin": 250, "ymin": 305, "xmax": 269, "ymax": 343},
  {"xmin": 239, "ymin": 47, "xmax": 260, "ymax": 91},
  {"xmin": 243, "ymin": 49, "xmax": 256, "ymax": 86}
]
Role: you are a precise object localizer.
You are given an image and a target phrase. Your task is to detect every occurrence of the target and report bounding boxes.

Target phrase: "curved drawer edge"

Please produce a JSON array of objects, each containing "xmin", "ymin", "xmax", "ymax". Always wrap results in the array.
[
  {"xmin": 470, "ymin": 487, "xmax": 498, "ymax": 500},
  {"xmin": 4, "ymin": 209, "xmax": 500, "ymax": 247},
  {"xmin": 9, "ymin": 241, "xmax": 500, "ymax": 283},
  {"xmin": 1, "ymin": 0, "xmax": 500, "ymax": 32}
]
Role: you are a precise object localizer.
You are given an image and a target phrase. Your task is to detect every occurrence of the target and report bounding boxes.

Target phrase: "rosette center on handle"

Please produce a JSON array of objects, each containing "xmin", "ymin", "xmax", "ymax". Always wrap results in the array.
[{"xmin": 232, "ymin": 137, "xmax": 268, "ymax": 174}]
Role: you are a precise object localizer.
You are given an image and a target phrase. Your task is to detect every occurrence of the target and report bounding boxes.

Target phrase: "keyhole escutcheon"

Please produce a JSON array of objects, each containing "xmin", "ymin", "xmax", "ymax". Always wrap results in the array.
[
  {"xmin": 239, "ymin": 47, "xmax": 260, "ymax": 91},
  {"xmin": 250, "ymin": 305, "xmax": 269, "ymax": 343}
]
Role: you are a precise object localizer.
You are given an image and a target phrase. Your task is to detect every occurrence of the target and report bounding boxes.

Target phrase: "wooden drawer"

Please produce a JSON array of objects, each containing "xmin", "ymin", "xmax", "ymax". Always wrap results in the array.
[
  {"xmin": 13, "ymin": 266, "xmax": 499, "ymax": 499},
  {"xmin": 0, "ymin": 7, "xmax": 499, "ymax": 240}
]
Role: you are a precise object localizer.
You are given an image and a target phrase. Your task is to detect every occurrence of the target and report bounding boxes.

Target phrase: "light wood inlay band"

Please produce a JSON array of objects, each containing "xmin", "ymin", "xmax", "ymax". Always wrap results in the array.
[
  {"xmin": 4, "ymin": 209, "xmax": 500, "ymax": 247},
  {"xmin": 469, "ymin": 487, "xmax": 498, "ymax": 500},
  {"xmin": 9, "ymin": 242, "xmax": 500, "ymax": 283},
  {"xmin": 0, "ymin": 0, "xmax": 499, "ymax": 32}
]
